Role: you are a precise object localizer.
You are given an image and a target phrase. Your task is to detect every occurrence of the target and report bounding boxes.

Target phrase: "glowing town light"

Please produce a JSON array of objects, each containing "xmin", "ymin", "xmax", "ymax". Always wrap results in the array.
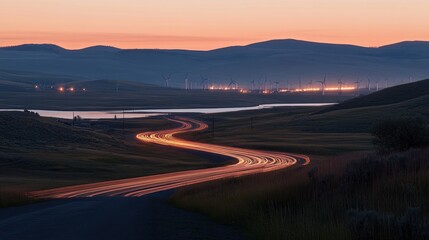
[
  {"xmin": 34, "ymin": 85, "xmax": 39, "ymax": 89},
  {"xmin": 58, "ymin": 87, "xmax": 64, "ymax": 92}
]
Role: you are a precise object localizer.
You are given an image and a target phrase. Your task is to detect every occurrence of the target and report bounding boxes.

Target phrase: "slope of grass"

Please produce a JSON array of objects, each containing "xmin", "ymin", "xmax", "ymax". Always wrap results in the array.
[
  {"xmin": 183, "ymin": 107, "xmax": 373, "ymax": 156},
  {"xmin": 319, "ymin": 79, "xmax": 429, "ymax": 114},
  {"xmin": 0, "ymin": 188, "xmax": 36, "ymax": 208},
  {"xmin": 172, "ymin": 149, "xmax": 429, "ymax": 240},
  {"xmin": 0, "ymin": 111, "xmax": 227, "ymax": 192},
  {"xmin": 172, "ymin": 84, "xmax": 429, "ymax": 239}
]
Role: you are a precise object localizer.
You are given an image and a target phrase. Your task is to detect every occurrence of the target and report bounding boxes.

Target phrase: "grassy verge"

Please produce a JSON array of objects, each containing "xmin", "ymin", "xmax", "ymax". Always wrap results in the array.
[
  {"xmin": 171, "ymin": 149, "xmax": 429, "ymax": 240},
  {"xmin": 0, "ymin": 111, "xmax": 231, "ymax": 193},
  {"xmin": 171, "ymin": 89, "xmax": 429, "ymax": 239},
  {"xmin": 0, "ymin": 188, "xmax": 36, "ymax": 208},
  {"xmin": 184, "ymin": 107, "xmax": 373, "ymax": 156}
]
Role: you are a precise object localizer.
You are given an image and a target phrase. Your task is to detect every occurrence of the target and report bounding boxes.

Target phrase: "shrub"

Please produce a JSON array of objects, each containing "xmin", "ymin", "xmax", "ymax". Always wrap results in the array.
[
  {"xmin": 371, "ymin": 117, "xmax": 429, "ymax": 153},
  {"xmin": 347, "ymin": 208, "xmax": 429, "ymax": 240}
]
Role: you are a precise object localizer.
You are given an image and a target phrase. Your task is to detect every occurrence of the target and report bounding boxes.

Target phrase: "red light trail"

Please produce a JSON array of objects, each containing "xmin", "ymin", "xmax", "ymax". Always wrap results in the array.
[{"xmin": 32, "ymin": 117, "xmax": 310, "ymax": 198}]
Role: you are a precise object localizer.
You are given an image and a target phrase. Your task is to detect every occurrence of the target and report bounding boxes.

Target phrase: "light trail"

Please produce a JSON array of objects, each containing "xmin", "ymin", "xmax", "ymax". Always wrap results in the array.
[{"xmin": 31, "ymin": 117, "xmax": 310, "ymax": 198}]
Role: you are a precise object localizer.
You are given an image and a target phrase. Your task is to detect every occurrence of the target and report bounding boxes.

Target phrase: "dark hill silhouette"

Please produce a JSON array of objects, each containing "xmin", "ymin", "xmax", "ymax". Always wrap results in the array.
[
  {"xmin": 1, "ymin": 39, "xmax": 429, "ymax": 88},
  {"xmin": 318, "ymin": 79, "xmax": 429, "ymax": 114}
]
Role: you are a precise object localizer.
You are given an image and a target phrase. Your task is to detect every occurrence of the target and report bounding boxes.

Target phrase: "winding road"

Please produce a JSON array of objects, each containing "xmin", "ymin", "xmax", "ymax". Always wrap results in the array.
[{"xmin": 32, "ymin": 117, "xmax": 310, "ymax": 199}]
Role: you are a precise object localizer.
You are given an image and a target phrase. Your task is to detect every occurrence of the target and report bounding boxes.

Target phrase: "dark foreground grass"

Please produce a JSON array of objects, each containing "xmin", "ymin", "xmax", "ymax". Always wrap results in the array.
[
  {"xmin": 184, "ymin": 107, "xmax": 373, "ymax": 156},
  {"xmin": 171, "ymin": 149, "xmax": 429, "ymax": 240},
  {"xmin": 0, "ymin": 189, "xmax": 35, "ymax": 208},
  {"xmin": 0, "ymin": 111, "xmax": 230, "ymax": 193}
]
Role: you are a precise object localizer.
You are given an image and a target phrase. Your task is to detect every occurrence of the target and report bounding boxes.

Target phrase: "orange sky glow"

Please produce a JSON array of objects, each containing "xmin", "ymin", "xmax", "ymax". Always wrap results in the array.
[{"xmin": 1, "ymin": 0, "xmax": 429, "ymax": 50}]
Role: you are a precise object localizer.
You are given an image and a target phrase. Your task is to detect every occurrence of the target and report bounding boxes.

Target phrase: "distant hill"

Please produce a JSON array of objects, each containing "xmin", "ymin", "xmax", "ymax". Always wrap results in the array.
[
  {"xmin": 0, "ymin": 70, "xmax": 353, "ymax": 110},
  {"xmin": 293, "ymin": 79, "xmax": 429, "ymax": 133},
  {"xmin": 0, "ymin": 111, "xmax": 109, "ymax": 145},
  {"xmin": 318, "ymin": 79, "xmax": 429, "ymax": 113},
  {"xmin": 1, "ymin": 39, "xmax": 429, "ymax": 88},
  {"xmin": 1, "ymin": 43, "xmax": 67, "ymax": 53}
]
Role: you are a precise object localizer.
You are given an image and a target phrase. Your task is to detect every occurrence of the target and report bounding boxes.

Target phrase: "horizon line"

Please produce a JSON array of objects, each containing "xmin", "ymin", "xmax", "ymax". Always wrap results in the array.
[{"xmin": 1, "ymin": 38, "xmax": 428, "ymax": 52}]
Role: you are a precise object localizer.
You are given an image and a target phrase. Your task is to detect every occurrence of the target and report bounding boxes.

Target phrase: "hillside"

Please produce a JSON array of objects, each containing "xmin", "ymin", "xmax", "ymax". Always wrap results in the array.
[
  {"xmin": 0, "ymin": 111, "xmax": 225, "ymax": 190},
  {"xmin": 318, "ymin": 79, "xmax": 429, "ymax": 113},
  {"xmin": 185, "ymin": 80, "xmax": 429, "ymax": 155},
  {"xmin": 0, "ymin": 70, "xmax": 353, "ymax": 110},
  {"xmin": 1, "ymin": 39, "xmax": 429, "ymax": 88}
]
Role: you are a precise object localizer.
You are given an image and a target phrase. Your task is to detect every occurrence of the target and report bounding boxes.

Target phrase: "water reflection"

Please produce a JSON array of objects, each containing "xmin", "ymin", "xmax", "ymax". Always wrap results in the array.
[{"xmin": 0, "ymin": 103, "xmax": 335, "ymax": 119}]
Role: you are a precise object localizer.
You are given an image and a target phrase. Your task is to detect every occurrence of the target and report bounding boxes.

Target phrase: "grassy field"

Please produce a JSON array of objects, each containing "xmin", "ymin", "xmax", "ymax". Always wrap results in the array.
[
  {"xmin": 183, "ymin": 107, "xmax": 373, "ymax": 156},
  {"xmin": 172, "ymin": 149, "xmax": 429, "ymax": 240},
  {"xmin": 172, "ymin": 80, "xmax": 429, "ymax": 239},
  {"xmin": 0, "ymin": 111, "xmax": 231, "ymax": 195}
]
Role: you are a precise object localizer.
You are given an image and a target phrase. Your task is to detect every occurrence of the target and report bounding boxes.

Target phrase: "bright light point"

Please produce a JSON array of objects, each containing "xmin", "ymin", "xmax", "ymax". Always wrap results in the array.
[{"xmin": 58, "ymin": 87, "xmax": 64, "ymax": 92}]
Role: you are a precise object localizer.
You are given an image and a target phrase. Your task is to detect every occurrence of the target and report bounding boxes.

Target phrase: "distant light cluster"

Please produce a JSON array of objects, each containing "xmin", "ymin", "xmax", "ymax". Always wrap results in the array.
[
  {"xmin": 206, "ymin": 84, "xmax": 357, "ymax": 94},
  {"xmin": 33, "ymin": 84, "xmax": 87, "ymax": 93}
]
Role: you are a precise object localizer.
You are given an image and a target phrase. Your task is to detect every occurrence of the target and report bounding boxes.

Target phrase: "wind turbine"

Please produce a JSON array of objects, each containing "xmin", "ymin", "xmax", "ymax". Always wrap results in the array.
[
  {"xmin": 250, "ymin": 79, "xmax": 255, "ymax": 91},
  {"xmin": 200, "ymin": 76, "xmax": 208, "ymax": 90},
  {"xmin": 308, "ymin": 79, "xmax": 313, "ymax": 89},
  {"xmin": 264, "ymin": 77, "xmax": 267, "ymax": 91},
  {"xmin": 317, "ymin": 76, "xmax": 326, "ymax": 95},
  {"xmin": 274, "ymin": 81, "xmax": 280, "ymax": 92},
  {"xmin": 184, "ymin": 73, "xmax": 189, "ymax": 90},
  {"xmin": 367, "ymin": 77, "xmax": 371, "ymax": 92},
  {"xmin": 375, "ymin": 80, "xmax": 380, "ymax": 91},
  {"xmin": 228, "ymin": 79, "xmax": 237, "ymax": 89},
  {"xmin": 163, "ymin": 74, "xmax": 171, "ymax": 88},
  {"xmin": 299, "ymin": 76, "xmax": 302, "ymax": 90},
  {"xmin": 338, "ymin": 80, "xmax": 344, "ymax": 95},
  {"xmin": 354, "ymin": 80, "xmax": 362, "ymax": 95}
]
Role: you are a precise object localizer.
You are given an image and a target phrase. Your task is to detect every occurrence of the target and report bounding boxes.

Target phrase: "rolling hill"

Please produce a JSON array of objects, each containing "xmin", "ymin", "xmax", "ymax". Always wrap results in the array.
[
  {"xmin": 297, "ymin": 79, "xmax": 429, "ymax": 133},
  {"xmin": 318, "ymin": 78, "xmax": 429, "ymax": 113},
  {"xmin": 1, "ymin": 39, "xmax": 429, "ymax": 88},
  {"xmin": 0, "ymin": 70, "xmax": 353, "ymax": 110}
]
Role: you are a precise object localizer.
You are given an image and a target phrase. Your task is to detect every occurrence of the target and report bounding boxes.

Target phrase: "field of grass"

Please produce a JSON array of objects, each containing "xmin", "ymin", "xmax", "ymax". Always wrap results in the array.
[
  {"xmin": 172, "ymin": 81, "xmax": 429, "ymax": 239},
  {"xmin": 184, "ymin": 107, "xmax": 373, "ymax": 156},
  {"xmin": 319, "ymin": 79, "xmax": 429, "ymax": 113},
  {"xmin": 172, "ymin": 149, "xmax": 429, "ymax": 240},
  {"xmin": 0, "ymin": 111, "xmax": 231, "ymax": 193}
]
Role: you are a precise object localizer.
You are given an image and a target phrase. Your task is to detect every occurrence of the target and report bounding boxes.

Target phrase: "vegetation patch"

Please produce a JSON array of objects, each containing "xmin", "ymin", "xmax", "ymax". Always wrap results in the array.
[
  {"xmin": 371, "ymin": 116, "xmax": 429, "ymax": 153},
  {"xmin": 0, "ymin": 189, "xmax": 36, "ymax": 208},
  {"xmin": 171, "ymin": 148, "xmax": 429, "ymax": 240}
]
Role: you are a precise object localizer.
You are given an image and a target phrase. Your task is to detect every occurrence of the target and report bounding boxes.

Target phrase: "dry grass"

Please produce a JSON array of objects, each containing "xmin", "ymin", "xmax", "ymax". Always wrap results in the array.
[
  {"xmin": 171, "ymin": 149, "xmax": 429, "ymax": 240},
  {"xmin": 0, "ymin": 188, "xmax": 36, "ymax": 208},
  {"xmin": 0, "ymin": 112, "xmax": 229, "ymax": 192}
]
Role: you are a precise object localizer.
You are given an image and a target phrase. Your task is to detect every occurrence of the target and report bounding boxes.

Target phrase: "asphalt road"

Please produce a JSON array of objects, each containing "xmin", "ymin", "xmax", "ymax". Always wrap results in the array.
[
  {"xmin": 0, "ymin": 116, "xmax": 310, "ymax": 239},
  {"xmin": 0, "ymin": 191, "xmax": 244, "ymax": 240}
]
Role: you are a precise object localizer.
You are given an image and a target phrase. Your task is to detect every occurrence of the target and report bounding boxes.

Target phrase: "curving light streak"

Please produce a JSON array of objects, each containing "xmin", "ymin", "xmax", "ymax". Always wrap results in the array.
[{"xmin": 31, "ymin": 117, "xmax": 310, "ymax": 198}]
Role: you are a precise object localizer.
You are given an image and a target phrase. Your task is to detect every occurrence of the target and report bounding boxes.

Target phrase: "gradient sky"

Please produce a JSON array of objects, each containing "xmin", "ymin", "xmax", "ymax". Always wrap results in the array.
[{"xmin": 1, "ymin": 0, "xmax": 428, "ymax": 49}]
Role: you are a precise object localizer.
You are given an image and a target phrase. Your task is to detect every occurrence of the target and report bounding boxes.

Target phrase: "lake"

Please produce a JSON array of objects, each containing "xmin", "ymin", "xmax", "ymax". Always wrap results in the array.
[{"xmin": 0, "ymin": 103, "xmax": 335, "ymax": 119}]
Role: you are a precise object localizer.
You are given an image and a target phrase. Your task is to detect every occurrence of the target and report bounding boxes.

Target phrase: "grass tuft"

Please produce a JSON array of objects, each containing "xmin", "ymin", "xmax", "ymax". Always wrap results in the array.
[{"xmin": 171, "ymin": 149, "xmax": 429, "ymax": 240}]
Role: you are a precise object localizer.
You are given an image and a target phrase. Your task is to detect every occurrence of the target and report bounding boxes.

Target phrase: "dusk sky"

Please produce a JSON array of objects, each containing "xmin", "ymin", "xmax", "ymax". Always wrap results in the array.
[{"xmin": 1, "ymin": 0, "xmax": 428, "ymax": 49}]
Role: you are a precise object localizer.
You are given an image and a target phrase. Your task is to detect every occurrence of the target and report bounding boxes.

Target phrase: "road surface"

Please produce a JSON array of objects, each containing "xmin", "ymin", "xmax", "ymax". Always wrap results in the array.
[
  {"xmin": 32, "ymin": 117, "xmax": 310, "ymax": 198},
  {"xmin": 0, "ymin": 191, "xmax": 244, "ymax": 240},
  {"xmin": 0, "ymin": 116, "xmax": 310, "ymax": 240}
]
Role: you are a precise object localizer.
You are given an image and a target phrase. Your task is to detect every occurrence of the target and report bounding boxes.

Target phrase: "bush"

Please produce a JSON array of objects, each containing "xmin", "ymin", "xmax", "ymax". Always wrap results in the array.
[
  {"xmin": 347, "ymin": 208, "xmax": 429, "ymax": 240},
  {"xmin": 371, "ymin": 117, "xmax": 429, "ymax": 153}
]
